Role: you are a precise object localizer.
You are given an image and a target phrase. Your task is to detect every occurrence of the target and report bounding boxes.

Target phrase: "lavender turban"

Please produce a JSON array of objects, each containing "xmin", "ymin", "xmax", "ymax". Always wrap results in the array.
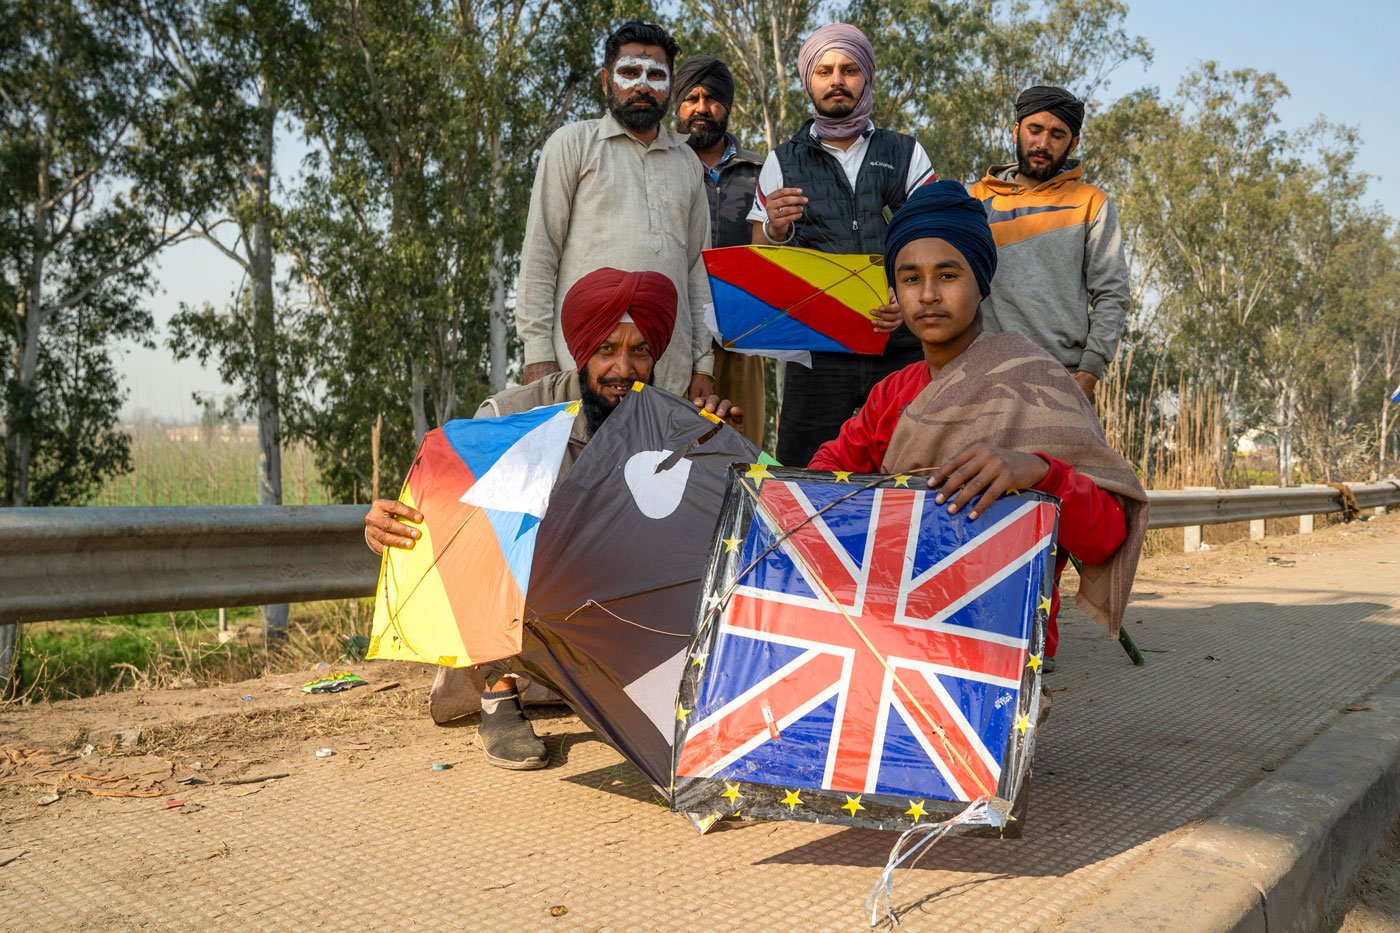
[{"xmin": 797, "ymin": 23, "xmax": 875, "ymax": 141}]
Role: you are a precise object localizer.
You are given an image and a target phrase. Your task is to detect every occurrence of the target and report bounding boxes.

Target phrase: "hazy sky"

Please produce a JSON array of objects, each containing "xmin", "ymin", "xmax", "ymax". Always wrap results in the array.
[{"xmin": 120, "ymin": 0, "xmax": 1400, "ymax": 422}]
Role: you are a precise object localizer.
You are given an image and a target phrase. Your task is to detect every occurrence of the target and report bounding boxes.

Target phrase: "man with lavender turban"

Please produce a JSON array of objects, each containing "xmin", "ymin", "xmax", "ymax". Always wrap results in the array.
[{"xmin": 746, "ymin": 23, "xmax": 940, "ymax": 468}]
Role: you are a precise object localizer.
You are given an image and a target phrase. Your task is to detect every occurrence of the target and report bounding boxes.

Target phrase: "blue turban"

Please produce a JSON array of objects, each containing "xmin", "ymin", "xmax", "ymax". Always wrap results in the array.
[{"xmin": 883, "ymin": 180, "xmax": 998, "ymax": 298}]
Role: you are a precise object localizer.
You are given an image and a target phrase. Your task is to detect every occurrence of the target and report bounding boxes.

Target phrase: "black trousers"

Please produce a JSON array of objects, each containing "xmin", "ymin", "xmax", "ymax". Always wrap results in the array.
[{"xmin": 776, "ymin": 344, "xmax": 925, "ymax": 467}]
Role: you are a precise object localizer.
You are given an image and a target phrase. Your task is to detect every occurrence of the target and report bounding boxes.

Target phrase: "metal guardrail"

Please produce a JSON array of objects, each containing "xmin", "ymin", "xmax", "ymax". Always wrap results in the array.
[
  {"xmin": 1144, "ymin": 481, "xmax": 1400, "ymax": 529},
  {"xmin": 0, "ymin": 505, "xmax": 378, "ymax": 626},
  {"xmin": 0, "ymin": 481, "xmax": 1396, "ymax": 628}
]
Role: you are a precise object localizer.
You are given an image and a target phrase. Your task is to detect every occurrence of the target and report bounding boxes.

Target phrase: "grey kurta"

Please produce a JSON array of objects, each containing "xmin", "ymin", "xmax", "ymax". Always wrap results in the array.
[{"xmin": 515, "ymin": 113, "xmax": 715, "ymax": 395}]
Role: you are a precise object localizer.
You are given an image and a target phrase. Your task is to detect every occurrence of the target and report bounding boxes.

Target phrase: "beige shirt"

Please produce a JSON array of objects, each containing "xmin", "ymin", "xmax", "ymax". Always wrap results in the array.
[{"xmin": 515, "ymin": 113, "xmax": 715, "ymax": 395}]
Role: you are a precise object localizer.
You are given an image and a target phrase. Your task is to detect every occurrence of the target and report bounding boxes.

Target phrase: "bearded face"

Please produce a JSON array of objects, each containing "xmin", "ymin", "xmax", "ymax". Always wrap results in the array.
[
  {"xmin": 606, "ymin": 52, "xmax": 671, "ymax": 133},
  {"xmin": 680, "ymin": 106, "xmax": 727, "ymax": 151},
  {"xmin": 1013, "ymin": 114, "xmax": 1077, "ymax": 183}
]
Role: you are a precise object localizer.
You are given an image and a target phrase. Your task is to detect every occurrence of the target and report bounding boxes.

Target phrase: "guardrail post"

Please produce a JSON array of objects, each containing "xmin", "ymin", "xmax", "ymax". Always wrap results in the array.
[
  {"xmin": 1377, "ymin": 506, "xmax": 1388, "ymax": 517},
  {"xmin": 0, "ymin": 623, "xmax": 17, "ymax": 700},
  {"xmin": 1182, "ymin": 486, "xmax": 1214, "ymax": 552},
  {"xmin": 1249, "ymin": 485, "xmax": 1277, "ymax": 540},
  {"xmin": 1299, "ymin": 513, "xmax": 1314, "ymax": 534}
]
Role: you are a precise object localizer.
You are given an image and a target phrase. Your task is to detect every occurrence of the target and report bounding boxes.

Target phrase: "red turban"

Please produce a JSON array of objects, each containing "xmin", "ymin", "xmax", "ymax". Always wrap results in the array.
[{"xmin": 561, "ymin": 268, "xmax": 678, "ymax": 369}]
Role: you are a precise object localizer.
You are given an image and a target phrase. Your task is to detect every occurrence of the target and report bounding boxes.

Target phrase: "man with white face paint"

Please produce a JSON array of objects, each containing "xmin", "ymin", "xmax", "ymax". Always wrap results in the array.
[
  {"xmin": 747, "ymin": 23, "xmax": 938, "ymax": 469},
  {"xmin": 515, "ymin": 21, "xmax": 718, "ymax": 407}
]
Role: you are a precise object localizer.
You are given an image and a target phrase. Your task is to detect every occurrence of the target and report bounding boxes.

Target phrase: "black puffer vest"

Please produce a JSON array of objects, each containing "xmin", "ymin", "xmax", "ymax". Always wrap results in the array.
[
  {"xmin": 775, "ymin": 120, "xmax": 915, "ymax": 254},
  {"xmin": 775, "ymin": 120, "xmax": 920, "ymax": 355}
]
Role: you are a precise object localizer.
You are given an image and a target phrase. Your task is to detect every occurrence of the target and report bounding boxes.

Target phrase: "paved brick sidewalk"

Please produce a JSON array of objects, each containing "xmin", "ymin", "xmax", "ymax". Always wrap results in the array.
[{"xmin": 2, "ymin": 518, "xmax": 1399, "ymax": 931}]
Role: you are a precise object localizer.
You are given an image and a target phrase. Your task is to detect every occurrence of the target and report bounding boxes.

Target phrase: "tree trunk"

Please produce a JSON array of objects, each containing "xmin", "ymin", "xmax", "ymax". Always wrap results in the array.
[
  {"xmin": 488, "ymin": 133, "xmax": 508, "ymax": 393},
  {"xmin": 409, "ymin": 356, "xmax": 429, "ymax": 442},
  {"xmin": 249, "ymin": 84, "xmax": 287, "ymax": 644}
]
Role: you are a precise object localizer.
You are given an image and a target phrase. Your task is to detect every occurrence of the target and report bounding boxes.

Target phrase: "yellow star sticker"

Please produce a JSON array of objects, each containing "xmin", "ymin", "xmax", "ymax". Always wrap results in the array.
[
  {"xmin": 842, "ymin": 795, "xmax": 865, "ymax": 816},
  {"xmin": 1050, "ymin": 545, "xmax": 1058, "ymax": 556},
  {"xmin": 675, "ymin": 702, "xmax": 691, "ymax": 724},
  {"xmin": 905, "ymin": 800, "xmax": 927, "ymax": 822},
  {"xmin": 833, "ymin": 471, "xmax": 852, "ymax": 483},
  {"xmin": 723, "ymin": 537, "xmax": 741, "ymax": 553},
  {"xmin": 1026, "ymin": 652, "xmax": 1043, "ymax": 673},
  {"xmin": 721, "ymin": 782, "xmax": 742, "ymax": 804},
  {"xmin": 744, "ymin": 462, "xmax": 772, "ymax": 487},
  {"xmin": 893, "ymin": 474, "xmax": 912, "ymax": 487},
  {"xmin": 781, "ymin": 789, "xmax": 803, "ymax": 811},
  {"xmin": 1038, "ymin": 595, "xmax": 1052, "ymax": 614},
  {"xmin": 690, "ymin": 650, "xmax": 708, "ymax": 668},
  {"xmin": 1015, "ymin": 713, "xmax": 1031, "ymax": 735},
  {"xmin": 697, "ymin": 814, "xmax": 718, "ymax": 832}
]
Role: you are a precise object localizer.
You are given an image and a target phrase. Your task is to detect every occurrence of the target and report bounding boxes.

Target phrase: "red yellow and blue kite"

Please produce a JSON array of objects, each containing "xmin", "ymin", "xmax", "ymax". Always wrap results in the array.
[
  {"xmin": 368, "ymin": 402, "xmax": 579, "ymax": 668},
  {"xmin": 703, "ymin": 245, "xmax": 890, "ymax": 363}
]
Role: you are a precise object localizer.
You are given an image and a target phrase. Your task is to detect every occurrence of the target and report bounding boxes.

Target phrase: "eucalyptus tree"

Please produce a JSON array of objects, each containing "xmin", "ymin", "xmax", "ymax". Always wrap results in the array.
[
  {"xmin": 280, "ymin": 0, "xmax": 615, "ymax": 500},
  {"xmin": 0, "ymin": 0, "xmax": 222, "ymax": 507}
]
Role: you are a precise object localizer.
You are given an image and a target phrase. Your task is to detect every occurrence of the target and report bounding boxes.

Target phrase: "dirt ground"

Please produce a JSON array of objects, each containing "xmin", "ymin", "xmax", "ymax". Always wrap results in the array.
[{"xmin": 1, "ymin": 510, "xmax": 1398, "ymax": 930}]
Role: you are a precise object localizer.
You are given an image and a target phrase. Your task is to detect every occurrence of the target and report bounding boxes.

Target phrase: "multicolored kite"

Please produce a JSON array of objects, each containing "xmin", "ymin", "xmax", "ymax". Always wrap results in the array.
[
  {"xmin": 368, "ymin": 402, "xmax": 578, "ymax": 669},
  {"xmin": 671, "ymin": 466, "xmax": 1059, "ymax": 837},
  {"xmin": 703, "ymin": 246, "xmax": 890, "ymax": 364}
]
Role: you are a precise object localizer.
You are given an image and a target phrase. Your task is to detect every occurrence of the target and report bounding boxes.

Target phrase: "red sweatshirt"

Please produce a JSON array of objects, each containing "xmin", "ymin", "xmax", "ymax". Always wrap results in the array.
[{"xmin": 808, "ymin": 361, "xmax": 1126, "ymax": 656}]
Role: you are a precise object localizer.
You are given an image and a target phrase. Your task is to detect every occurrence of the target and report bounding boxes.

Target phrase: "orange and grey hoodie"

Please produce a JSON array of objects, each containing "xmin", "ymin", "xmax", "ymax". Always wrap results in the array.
[{"xmin": 968, "ymin": 162, "xmax": 1129, "ymax": 378}]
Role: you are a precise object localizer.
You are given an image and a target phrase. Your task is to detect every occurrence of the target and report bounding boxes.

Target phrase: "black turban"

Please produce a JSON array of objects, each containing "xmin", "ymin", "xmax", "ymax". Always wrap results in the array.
[
  {"xmin": 1015, "ymin": 85, "xmax": 1085, "ymax": 136},
  {"xmin": 884, "ymin": 180, "xmax": 998, "ymax": 299},
  {"xmin": 672, "ymin": 54, "xmax": 735, "ymax": 112}
]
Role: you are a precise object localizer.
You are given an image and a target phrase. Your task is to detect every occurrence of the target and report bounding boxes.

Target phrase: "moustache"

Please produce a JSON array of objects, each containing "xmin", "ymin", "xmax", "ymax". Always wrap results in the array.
[{"xmin": 823, "ymin": 89, "xmax": 852, "ymax": 99}]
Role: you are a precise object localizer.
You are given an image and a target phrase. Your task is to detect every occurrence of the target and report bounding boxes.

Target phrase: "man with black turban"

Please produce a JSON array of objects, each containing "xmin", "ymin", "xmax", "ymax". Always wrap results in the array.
[
  {"xmin": 672, "ymin": 54, "xmax": 767, "ymax": 445},
  {"xmin": 745, "ymin": 23, "xmax": 938, "ymax": 469},
  {"xmin": 968, "ymin": 85, "xmax": 1130, "ymax": 403},
  {"xmin": 811, "ymin": 180, "xmax": 1146, "ymax": 676},
  {"xmin": 365, "ymin": 268, "xmax": 743, "ymax": 769}
]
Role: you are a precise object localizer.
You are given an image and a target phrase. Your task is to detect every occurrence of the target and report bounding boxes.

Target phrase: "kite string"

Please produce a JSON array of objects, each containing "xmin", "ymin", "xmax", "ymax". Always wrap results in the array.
[
  {"xmin": 557, "ymin": 599, "xmax": 688, "ymax": 638},
  {"xmin": 381, "ymin": 508, "xmax": 488, "ymax": 662},
  {"xmin": 733, "ymin": 477, "xmax": 995, "ymax": 801},
  {"xmin": 702, "ymin": 469, "xmax": 940, "ymax": 629}
]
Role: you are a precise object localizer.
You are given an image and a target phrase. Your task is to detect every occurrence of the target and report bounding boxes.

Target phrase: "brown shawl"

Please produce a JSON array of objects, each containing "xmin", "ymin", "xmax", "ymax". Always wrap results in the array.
[{"xmin": 882, "ymin": 332, "xmax": 1148, "ymax": 634}]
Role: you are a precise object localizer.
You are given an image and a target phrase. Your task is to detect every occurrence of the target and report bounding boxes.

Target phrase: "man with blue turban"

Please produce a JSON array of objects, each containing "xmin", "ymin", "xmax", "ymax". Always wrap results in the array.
[
  {"xmin": 745, "ymin": 23, "xmax": 937, "ymax": 468},
  {"xmin": 810, "ymin": 181, "xmax": 1148, "ymax": 674}
]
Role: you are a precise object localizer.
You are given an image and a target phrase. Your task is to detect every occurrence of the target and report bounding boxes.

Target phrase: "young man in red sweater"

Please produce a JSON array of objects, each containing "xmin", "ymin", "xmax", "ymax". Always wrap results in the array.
[{"xmin": 809, "ymin": 180, "xmax": 1145, "ymax": 669}]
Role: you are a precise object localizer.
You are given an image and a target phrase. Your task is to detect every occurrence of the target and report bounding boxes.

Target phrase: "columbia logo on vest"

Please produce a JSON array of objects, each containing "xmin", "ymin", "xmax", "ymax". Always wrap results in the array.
[{"xmin": 868, "ymin": 160, "xmax": 896, "ymax": 170}]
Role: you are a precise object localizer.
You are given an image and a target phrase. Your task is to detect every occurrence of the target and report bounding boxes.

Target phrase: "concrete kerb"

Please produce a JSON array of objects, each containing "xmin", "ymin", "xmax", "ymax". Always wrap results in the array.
[{"xmin": 1059, "ymin": 673, "xmax": 1400, "ymax": 931}]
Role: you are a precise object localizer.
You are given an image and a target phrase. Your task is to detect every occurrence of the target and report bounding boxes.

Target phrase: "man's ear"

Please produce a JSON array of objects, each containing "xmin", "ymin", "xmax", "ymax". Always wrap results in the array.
[
  {"xmin": 1011, "ymin": 121, "xmax": 1021, "ymax": 146},
  {"xmin": 888, "ymin": 285, "xmax": 897, "ymax": 305},
  {"xmin": 600, "ymin": 66, "xmax": 611, "ymax": 96},
  {"xmin": 1068, "ymin": 135, "xmax": 1081, "ymax": 157}
]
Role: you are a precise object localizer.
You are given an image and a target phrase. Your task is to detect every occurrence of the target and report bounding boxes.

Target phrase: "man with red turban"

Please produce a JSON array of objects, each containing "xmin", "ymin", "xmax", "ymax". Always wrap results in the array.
[{"xmin": 364, "ymin": 267, "xmax": 743, "ymax": 769}]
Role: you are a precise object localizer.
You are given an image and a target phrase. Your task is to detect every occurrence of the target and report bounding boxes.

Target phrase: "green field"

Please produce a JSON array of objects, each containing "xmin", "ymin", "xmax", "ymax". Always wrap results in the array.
[{"xmin": 87, "ymin": 423, "xmax": 334, "ymax": 507}]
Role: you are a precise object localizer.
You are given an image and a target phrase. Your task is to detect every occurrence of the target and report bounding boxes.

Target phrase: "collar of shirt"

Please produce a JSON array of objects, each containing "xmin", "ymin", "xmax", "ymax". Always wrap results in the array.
[
  {"xmin": 809, "ymin": 120, "xmax": 876, "ymax": 187},
  {"xmin": 703, "ymin": 135, "xmax": 739, "ymax": 185},
  {"xmin": 599, "ymin": 110, "xmax": 686, "ymax": 150}
]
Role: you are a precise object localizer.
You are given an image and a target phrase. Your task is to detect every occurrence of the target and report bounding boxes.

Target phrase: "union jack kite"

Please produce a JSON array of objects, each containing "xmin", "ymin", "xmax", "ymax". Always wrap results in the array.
[{"xmin": 672, "ymin": 466, "xmax": 1059, "ymax": 833}]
